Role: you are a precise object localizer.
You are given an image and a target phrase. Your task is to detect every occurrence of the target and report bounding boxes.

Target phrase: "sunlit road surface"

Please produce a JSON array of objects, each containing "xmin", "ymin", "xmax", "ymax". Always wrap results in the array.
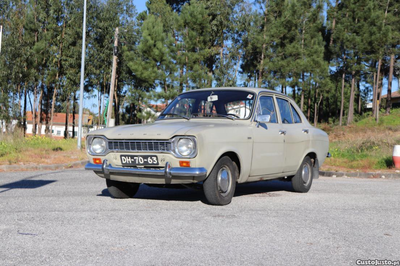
[{"xmin": 1, "ymin": 169, "xmax": 399, "ymax": 265}]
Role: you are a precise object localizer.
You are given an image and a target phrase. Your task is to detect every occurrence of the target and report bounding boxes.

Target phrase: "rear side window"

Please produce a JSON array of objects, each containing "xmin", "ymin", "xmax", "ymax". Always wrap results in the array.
[
  {"xmin": 276, "ymin": 98, "xmax": 293, "ymax": 124},
  {"xmin": 291, "ymin": 104, "xmax": 302, "ymax": 123}
]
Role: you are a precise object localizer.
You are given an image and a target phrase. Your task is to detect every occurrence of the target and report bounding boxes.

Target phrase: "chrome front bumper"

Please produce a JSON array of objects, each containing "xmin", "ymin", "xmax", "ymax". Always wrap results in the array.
[{"xmin": 85, "ymin": 160, "xmax": 208, "ymax": 184}]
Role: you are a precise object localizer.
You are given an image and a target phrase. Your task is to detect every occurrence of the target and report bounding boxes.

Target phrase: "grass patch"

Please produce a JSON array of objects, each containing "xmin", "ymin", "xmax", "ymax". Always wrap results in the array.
[
  {"xmin": 325, "ymin": 110, "xmax": 400, "ymax": 171},
  {"xmin": 0, "ymin": 135, "xmax": 86, "ymax": 165}
]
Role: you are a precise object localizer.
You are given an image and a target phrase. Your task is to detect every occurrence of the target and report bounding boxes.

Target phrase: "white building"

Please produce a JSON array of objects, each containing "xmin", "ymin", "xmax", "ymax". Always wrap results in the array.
[{"xmin": 26, "ymin": 111, "xmax": 93, "ymax": 138}]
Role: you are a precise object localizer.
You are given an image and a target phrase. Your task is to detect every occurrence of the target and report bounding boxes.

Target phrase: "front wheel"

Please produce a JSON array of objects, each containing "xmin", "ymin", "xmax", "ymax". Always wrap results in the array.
[
  {"xmin": 203, "ymin": 156, "xmax": 238, "ymax": 205},
  {"xmin": 292, "ymin": 156, "xmax": 314, "ymax": 193},
  {"xmin": 106, "ymin": 179, "xmax": 140, "ymax": 198}
]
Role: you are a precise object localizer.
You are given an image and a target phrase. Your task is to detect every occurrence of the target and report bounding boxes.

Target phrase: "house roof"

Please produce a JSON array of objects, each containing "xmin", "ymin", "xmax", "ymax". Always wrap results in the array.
[
  {"xmin": 26, "ymin": 111, "xmax": 93, "ymax": 125},
  {"xmin": 381, "ymin": 91, "xmax": 400, "ymax": 99}
]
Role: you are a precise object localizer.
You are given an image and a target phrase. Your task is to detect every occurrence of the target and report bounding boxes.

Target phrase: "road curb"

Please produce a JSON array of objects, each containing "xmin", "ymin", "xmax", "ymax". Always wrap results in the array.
[
  {"xmin": 319, "ymin": 170, "xmax": 400, "ymax": 179},
  {"xmin": 0, "ymin": 160, "xmax": 88, "ymax": 172}
]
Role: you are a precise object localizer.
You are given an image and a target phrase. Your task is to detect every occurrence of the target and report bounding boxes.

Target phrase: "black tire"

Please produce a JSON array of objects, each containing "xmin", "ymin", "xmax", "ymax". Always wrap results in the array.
[
  {"xmin": 292, "ymin": 156, "xmax": 314, "ymax": 193},
  {"xmin": 203, "ymin": 156, "xmax": 238, "ymax": 205},
  {"xmin": 106, "ymin": 179, "xmax": 140, "ymax": 198}
]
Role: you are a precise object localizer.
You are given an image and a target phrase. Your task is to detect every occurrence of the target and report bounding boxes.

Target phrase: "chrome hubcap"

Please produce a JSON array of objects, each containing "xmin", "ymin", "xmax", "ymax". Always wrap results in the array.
[
  {"xmin": 217, "ymin": 166, "xmax": 231, "ymax": 196},
  {"xmin": 302, "ymin": 164, "xmax": 311, "ymax": 184}
]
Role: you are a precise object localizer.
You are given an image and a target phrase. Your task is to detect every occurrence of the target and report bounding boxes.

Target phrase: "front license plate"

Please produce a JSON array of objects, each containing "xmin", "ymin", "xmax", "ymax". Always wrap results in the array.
[{"xmin": 120, "ymin": 155, "xmax": 159, "ymax": 166}]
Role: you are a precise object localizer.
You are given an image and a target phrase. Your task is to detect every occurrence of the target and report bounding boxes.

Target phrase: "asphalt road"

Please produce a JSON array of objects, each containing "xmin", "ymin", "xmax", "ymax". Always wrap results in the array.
[{"xmin": 0, "ymin": 169, "xmax": 399, "ymax": 266}]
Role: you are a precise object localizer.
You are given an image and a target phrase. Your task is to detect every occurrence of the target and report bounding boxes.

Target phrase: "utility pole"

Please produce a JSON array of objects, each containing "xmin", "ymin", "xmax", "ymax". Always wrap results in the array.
[
  {"xmin": 77, "ymin": 0, "xmax": 87, "ymax": 149},
  {"xmin": 106, "ymin": 27, "xmax": 118, "ymax": 127}
]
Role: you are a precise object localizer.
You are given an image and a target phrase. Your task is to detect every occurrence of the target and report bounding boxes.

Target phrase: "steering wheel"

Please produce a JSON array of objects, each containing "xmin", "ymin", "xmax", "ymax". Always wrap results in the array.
[{"xmin": 227, "ymin": 113, "xmax": 240, "ymax": 119}]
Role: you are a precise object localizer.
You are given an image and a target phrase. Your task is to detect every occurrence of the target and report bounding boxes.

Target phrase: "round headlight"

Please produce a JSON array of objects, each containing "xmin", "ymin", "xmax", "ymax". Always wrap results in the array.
[
  {"xmin": 91, "ymin": 138, "xmax": 106, "ymax": 154},
  {"xmin": 177, "ymin": 138, "xmax": 194, "ymax": 156}
]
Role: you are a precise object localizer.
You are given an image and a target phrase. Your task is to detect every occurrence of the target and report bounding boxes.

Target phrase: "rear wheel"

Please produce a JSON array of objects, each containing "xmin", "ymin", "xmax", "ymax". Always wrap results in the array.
[
  {"xmin": 292, "ymin": 156, "xmax": 314, "ymax": 193},
  {"xmin": 106, "ymin": 179, "xmax": 140, "ymax": 198},
  {"xmin": 203, "ymin": 156, "xmax": 238, "ymax": 205}
]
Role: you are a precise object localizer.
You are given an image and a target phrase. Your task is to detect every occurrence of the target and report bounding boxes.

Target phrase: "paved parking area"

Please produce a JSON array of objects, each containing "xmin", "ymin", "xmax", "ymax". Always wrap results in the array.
[{"xmin": 1, "ymin": 169, "xmax": 399, "ymax": 265}]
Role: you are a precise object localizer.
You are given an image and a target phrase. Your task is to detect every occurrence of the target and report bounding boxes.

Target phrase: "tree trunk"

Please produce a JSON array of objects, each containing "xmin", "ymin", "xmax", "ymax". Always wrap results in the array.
[
  {"xmin": 23, "ymin": 84, "xmax": 27, "ymax": 137},
  {"xmin": 314, "ymin": 87, "xmax": 318, "ymax": 126},
  {"xmin": 293, "ymin": 86, "xmax": 296, "ymax": 102},
  {"xmin": 64, "ymin": 95, "xmax": 70, "ymax": 139},
  {"xmin": 50, "ymin": 79, "xmax": 58, "ymax": 137},
  {"xmin": 37, "ymin": 84, "xmax": 44, "ymax": 135},
  {"xmin": 376, "ymin": 74, "xmax": 384, "ymax": 123},
  {"xmin": 98, "ymin": 85, "xmax": 101, "ymax": 127},
  {"xmin": 17, "ymin": 84, "xmax": 21, "ymax": 122},
  {"xmin": 347, "ymin": 71, "xmax": 356, "ymax": 125},
  {"xmin": 372, "ymin": 71, "xmax": 377, "ymax": 116},
  {"xmin": 234, "ymin": 52, "xmax": 241, "ymax": 83},
  {"xmin": 72, "ymin": 93, "xmax": 76, "ymax": 138},
  {"xmin": 386, "ymin": 53, "xmax": 394, "ymax": 114},
  {"xmin": 314, "ymin": 92, "xmax": 322, "ymax": 126},
  {"xmin": 307, "ymin": 87, "xmax": 311, "ymax": 121},
  {"xmin": 258, "ymin": 1, "xmax": 268, "ymax": 88},
  {"xmin": 329, "ymin": 0, "xmax": 339, "ymax": 47},
  {"xmin": 114, "ymin": 78, "xmax": 119, "ymax": 126},
  {"xmin": 300, "ymin": 72, "xmax": 304, "ymax": 111},
  {"xmin": 339, "ymin": 71, "xmax": 345, "ymax": 126},
  {"xmin": 45, "ymin": 85, "xmax": 50, "ymax": 135},
  {"xmin": 357, "ymin": 80, "xmax": 362, "ymax": 115},
  {"xmin": 33, "ymin": 84, "xmax": 37, "ymax": 135},
  {"xmin": 375, "ymin": 59, "xmax": 382, "ymax": 122}
]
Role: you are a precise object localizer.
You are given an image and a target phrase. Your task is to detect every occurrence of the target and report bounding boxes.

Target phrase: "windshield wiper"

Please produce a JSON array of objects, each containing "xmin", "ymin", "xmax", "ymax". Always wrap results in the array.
[
  {"xmin": 161, "ymin": 113, "xmax": 190, "ymax": 120},
  {"xmin": 215, "ymin": 114, "xmax": 237, "ymax": 120},
  {"xmin": 190, "ymin": 113, "xmax": 238, "ymax": 120}
]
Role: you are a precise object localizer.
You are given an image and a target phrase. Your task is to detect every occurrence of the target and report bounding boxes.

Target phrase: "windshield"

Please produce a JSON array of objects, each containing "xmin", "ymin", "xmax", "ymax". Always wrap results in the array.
[{"xmin": 158, "ymin": 90, "xmax": 255, "ymax": 120}]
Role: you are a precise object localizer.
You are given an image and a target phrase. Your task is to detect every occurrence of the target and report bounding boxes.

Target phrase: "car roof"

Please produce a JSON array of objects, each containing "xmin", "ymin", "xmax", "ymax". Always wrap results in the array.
[{"xmin": 181, "ymin": 87, "xmax": 287, "ymax": 97}]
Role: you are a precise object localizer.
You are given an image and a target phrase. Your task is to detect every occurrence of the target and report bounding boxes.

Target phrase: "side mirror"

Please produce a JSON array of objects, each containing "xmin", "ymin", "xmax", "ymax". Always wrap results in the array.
[
  {"xmin": 255, "ymin": 115, "xmax": 270, "ymax": 128},
  {"xmin": 256, "ymin": 114, "xmax": 271, "ymax": 123}
]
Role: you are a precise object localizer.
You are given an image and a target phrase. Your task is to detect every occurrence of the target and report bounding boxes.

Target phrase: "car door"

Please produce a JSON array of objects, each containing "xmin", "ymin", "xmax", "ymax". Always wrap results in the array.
[
  {"xmin": 250, "ymin": 95, "xmax": 285, "ymax": 176},
  {"xmin": 276, "ymin": 97, "xmax": 310, "ymax": 173}
]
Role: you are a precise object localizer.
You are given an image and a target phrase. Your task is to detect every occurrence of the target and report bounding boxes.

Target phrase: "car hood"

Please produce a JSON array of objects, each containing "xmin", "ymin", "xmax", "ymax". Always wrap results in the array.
[{"xmin": 87, "ymin": 120, "xmax": 236, "ymax": 140}]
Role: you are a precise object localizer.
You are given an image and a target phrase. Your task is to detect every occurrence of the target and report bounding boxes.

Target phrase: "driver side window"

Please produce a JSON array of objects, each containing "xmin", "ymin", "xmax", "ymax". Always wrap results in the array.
[{"xmin": 257, "ymin": 96, "xmax": 277, "ymax": 123}]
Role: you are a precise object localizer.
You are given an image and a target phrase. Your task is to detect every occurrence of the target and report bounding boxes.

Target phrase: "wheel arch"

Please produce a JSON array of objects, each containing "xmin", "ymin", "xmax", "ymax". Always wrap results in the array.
[
  {"xmin": 306, "ymin": 152, "xmax": 318, "ymax": 167},
  {"xmin": 216, "ymin": 151, "xmax": 241, "ymax": 180}
]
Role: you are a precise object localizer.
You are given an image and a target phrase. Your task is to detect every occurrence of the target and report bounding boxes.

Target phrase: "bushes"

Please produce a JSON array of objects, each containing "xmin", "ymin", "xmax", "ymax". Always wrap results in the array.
[{"xmin": 326, "ymin": 111, "xmax": 400, "ymax": 170}]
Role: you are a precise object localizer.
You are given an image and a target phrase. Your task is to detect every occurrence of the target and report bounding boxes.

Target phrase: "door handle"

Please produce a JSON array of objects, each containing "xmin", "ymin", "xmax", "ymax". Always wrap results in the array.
[
  {"xmin": 302, "ymin": 129, "xmax": 309, "ymax": 134},
  {"xmin": 279, "ymin": 130, "xmax": 286, "ymax": 135}
]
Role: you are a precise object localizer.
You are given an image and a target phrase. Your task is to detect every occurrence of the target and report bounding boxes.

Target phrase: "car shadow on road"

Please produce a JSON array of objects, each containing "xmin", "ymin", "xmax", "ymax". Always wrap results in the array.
[
  {"xmin": 99, "ymin": 185, "xmax": 205, "ymax": 202},
  {"xmin": 0, "ymin": 180, "xmax": 56, "ymax": 194},
  {"xmin": 97, "ymin": 180, "xmax": 294, "ymax": 203},
  {"xmin": 0, "ymin": 171, "xmax": 62, "ymax": 194},
  {"xmin": 234, "ymin": 180, "xmax": 294, "ymax": 198}
]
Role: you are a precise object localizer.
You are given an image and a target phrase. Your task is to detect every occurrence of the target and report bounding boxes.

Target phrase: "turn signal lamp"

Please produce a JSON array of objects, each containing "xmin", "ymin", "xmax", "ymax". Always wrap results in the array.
[
  {"xmin": 179, "ymin": 161, "xmax": 191, "ymax": 167},
  {"xmin": 93, "ymin": 158, "xmax": 102, "ymax": 165}
]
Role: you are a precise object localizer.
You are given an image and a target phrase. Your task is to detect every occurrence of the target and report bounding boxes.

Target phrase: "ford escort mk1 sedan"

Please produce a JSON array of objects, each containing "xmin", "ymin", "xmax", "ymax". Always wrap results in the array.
[{"xmin": 85, "ymin": 87, "xmax": 329, "ymax": 205}]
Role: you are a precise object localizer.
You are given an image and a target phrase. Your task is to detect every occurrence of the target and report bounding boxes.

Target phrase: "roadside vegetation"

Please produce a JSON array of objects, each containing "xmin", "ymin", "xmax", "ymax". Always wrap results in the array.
[
  {"xmin": 1, "ymin": 109, "xmax": 399, "ymax": 171},
  {"xmin": 322, "ymin": 109, "xmax": 400, "ymax": 172},
  {"xmin": 0, "ymin": 135, "xmax": 86, "ymax": 166}
]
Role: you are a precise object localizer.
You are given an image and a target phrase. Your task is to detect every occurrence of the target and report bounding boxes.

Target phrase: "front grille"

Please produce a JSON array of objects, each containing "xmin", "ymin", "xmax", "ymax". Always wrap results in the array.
[{"xmin": 108, "ymin": 140, "xmax": 172, "ymax": 153}]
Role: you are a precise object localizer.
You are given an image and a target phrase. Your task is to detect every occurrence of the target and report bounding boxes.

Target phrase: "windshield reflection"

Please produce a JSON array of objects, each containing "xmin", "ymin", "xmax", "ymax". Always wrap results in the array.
[{"xmin": 158, "ymin": 90, "xmax": 255, "ymax": 120}]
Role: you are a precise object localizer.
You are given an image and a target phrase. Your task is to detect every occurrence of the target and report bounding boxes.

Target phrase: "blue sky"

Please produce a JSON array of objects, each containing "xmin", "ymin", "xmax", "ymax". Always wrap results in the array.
[{"xmin": 134, "ymin": 0, "xmax": 147, "ymax": 13}]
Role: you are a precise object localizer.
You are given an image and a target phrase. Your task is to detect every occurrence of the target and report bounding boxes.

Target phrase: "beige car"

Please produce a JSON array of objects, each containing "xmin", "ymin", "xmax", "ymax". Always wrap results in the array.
[{"xmin": 85, "ymin": 87, "xmax": 329, "ymax": 205}]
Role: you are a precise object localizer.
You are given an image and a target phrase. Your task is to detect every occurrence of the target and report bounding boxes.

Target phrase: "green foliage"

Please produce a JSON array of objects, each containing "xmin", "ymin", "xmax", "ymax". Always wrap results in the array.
[
  {"xmin": 0, "ymin": 135, "xmax": 80, "ymax": 159},
  {"xmin": 327, "ymin": 109, "xmax": 400, "ymax": 170},
  {"xmin": 0, "ymin": 0, "xmax": 399, "ymax": 130},
  {"xmin": 356, "ymin": 109, "xmax": 400, "ymax": 127}
]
